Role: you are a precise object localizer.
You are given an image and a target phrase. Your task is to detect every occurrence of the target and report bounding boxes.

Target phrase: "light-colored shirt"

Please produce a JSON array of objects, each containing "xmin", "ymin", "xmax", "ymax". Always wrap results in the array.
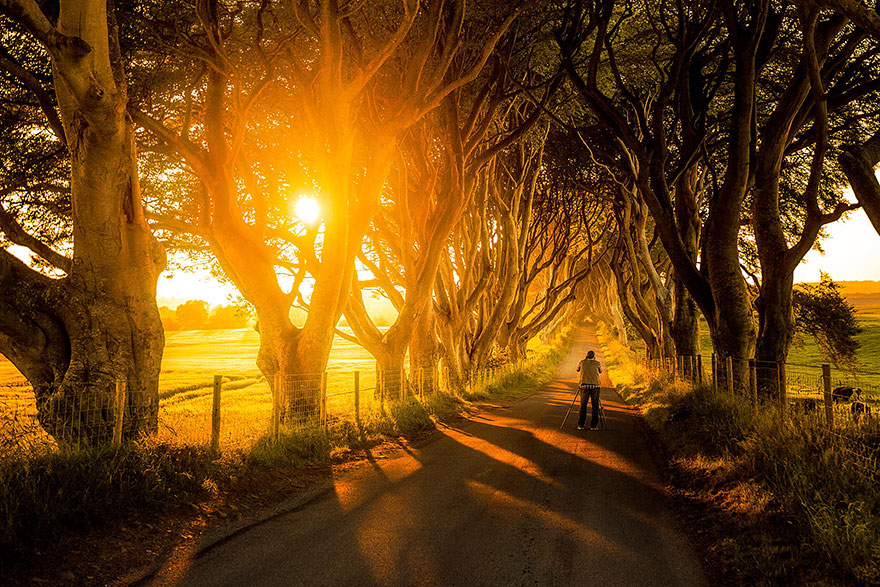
[{"xmin": 577, "ymin": 358, "xmax": 602, "ymax": 386}]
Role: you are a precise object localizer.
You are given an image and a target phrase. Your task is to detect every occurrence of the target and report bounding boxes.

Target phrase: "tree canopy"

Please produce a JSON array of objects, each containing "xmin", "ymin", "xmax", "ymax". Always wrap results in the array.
[{"xmin": 2, "ymin": 0, "xmax": 879, "ymax": 439}]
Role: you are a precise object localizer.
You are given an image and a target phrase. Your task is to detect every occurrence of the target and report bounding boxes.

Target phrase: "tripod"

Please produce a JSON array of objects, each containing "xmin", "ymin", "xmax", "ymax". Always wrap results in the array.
[
  {"xmin": 560, "ymin": 386, "xmax": 580, "ymax": 430},
  {"xmin": 560, "ymin": 385, "xmax": 607, "ymax": 430}
]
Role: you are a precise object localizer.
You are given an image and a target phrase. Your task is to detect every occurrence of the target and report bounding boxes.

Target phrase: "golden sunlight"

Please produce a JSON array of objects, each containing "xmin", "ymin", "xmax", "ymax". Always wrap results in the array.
[{"xmin": 293, "ymin": 196, "xmax": 321, "ymax": 224}]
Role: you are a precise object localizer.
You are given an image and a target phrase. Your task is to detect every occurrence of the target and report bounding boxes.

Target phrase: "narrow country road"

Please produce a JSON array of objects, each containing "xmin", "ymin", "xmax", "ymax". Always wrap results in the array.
[{"xmin": 148, "ymin": 326, "xmax": 706, "ymax": 587}]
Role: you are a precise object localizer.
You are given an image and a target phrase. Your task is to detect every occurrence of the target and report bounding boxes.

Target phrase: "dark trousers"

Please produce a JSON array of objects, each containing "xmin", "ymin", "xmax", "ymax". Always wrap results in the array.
[{"xmin": 578, "ymin": 384, "xmax": 601, "ymax": 428}]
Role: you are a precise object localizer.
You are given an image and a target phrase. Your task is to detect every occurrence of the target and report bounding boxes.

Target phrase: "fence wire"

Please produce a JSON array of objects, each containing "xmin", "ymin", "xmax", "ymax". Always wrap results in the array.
[
  {"xmin": 639, "ymin": 353, "xmax": 880, "ymax": 483},
  {"xmin": 1, "ymin": 357, "xmax": 540, "ymax": 460}
]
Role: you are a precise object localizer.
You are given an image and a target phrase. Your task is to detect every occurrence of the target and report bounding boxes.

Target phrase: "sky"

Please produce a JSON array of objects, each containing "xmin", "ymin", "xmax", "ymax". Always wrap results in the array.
[
  {"xmin": 156, "ymin": 205, "xmax": 880, "ymax": 307},
  {"xmin": 795, "ymin": 205, "xmax": 880, "ymax": 283},
  {"xmin": 9, "ymin": 193, "xmax": 880, "ymax": 308},
  {"xmin": 157, "ymin": 271, "xmax": 240, "ymax": 307}
]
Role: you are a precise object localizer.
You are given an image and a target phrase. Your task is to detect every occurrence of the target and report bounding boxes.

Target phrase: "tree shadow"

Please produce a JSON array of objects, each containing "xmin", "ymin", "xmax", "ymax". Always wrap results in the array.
[{"xmin": 168, "ymin": 383, "xmax": 700, "ymax": 586}]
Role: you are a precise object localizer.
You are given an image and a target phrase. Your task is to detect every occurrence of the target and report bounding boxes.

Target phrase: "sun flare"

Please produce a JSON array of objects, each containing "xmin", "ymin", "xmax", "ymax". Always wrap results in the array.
[{"xmin": 293, "ymin": 196, "xmax": 321, "ymax": 224}]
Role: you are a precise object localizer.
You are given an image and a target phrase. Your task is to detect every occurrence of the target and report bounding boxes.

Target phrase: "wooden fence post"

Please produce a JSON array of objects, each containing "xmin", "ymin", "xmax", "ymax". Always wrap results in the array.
[
  {"xmin": 354, "ymin": 371, "xmax": 360, "ymax": 427},
  {"xmin": 211, "ymin": 375, "xmax": 222, "ymax": 455},
  {"xmin": 320, "ymin": 372, "xmax": 327, "ymax": 429},
  {"xmin": 822, "ymin": 363, "xmax": 833, "ymax": 429},
  {"xmin": 712, "ymin": 354, "xmax": 717, "ymax": 390},
  {"xmin": 726, "ymin": 357, "xmax": 734, "ymax": 396},
  {"xmin": 272, "ymin": 372, "xmax": 281, "ymax": 441},
  {"xmin": 777, "ymin": 362, "xmax": 787, "ymax": 418},
  {"xmin": 113, "ymin": 380, "xmax": 126, "ymax": 445},
  {"xmin": 749, "ymin": 359, "xmax": 758, "ymax": 412}
]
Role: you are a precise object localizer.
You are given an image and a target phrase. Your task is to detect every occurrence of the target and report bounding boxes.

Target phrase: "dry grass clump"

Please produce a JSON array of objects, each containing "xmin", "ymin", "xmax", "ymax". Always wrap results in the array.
[
  {"xmin": 600, "ymin": 325, "xmax": 880, "ymax": 584},
  {"xmin": 0, "ymin": 443, "xmax": 214, "ymax": 559}
]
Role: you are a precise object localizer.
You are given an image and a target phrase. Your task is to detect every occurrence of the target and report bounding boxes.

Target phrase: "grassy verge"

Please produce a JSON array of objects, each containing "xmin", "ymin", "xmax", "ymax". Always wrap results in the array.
[
  {"xmin": 598, "ymin": 326, "xmax": 880, "ymax": 585},
  {"xmin": 246, "ymin": 328, "xmax": 571, "ymax": 470},
  {"xmin": 1, "ymin": 328, "xmax": 571, "ymax": 561},
  {"xmin": 0, "ymin": 444, "xmax": 215, "ymax": 558}
]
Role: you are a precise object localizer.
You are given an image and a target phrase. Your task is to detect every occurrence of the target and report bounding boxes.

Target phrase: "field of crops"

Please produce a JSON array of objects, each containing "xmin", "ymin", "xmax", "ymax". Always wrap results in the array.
[{"xmin": 0, "ymin": 328, "xmax": 388, "ymax": 453}]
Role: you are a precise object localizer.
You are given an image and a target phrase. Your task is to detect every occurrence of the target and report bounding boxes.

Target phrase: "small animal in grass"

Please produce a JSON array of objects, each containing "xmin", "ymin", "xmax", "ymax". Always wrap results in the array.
[
  {"xmin": 801, "ymin": 398, "xmax": 817, "ymax": 413},
  {"xmin": 851, "ymin": 401, "xmax": 872, "ymax": 424},
  {"xmin": 832, "ymin": 386, "xmax": 862, "ymax": 403}
]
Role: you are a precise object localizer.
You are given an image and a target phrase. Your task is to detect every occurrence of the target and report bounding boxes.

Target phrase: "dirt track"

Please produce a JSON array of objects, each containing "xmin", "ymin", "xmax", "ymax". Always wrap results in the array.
[{"xmin": 145, "ymin": 325, "xmax": 706, "ymax": 587}]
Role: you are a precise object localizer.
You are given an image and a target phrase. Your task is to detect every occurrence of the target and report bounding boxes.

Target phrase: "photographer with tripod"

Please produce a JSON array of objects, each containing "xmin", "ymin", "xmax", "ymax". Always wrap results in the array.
[{"xmin": 576, "ymin": 350, "xmax": 602, "ymax": 430}]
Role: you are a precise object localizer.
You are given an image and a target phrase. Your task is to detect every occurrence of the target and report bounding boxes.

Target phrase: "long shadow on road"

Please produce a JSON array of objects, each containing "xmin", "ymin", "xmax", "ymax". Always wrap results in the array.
[{"xmin": 147, "ymin": 325, "xmax": 705, "ymax": 587}]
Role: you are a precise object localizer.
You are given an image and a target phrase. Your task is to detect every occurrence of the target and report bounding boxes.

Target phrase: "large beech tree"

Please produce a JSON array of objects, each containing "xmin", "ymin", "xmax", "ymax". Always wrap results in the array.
[
  {"xmin": 611, "ymin": 184, "xmax": 676, "ymax": 360},
  {"xmin": 748, "ymin": 4, "xmax": 879, "ymax": 385},
  {"xmin": 343, "ymin": 54, "xmax": 562, "ymax": 393},
  {"xmin": 558, "ymin": 0, "xmax": 880, "ymax": 397},
  {"xmin": 840, "ymin": 129, "xmax": 880, "ymax": 236},
  {"xmin": 131, "ymin": 0, "xmax": 524, "ymax": 410},
  {"xmin": 0, "ymin": 0, "xmax": 164, "ymax": 442},
  {"xmin": 341, "ymin": 114, "xmax": 471, "ymax": 395},
  {"xmin": 805, "ymin": 0, "xmax": 880, "ymax": 239},
  {"xmin": 496, "ymin": 132, "xmax": 612, "ymax": 361},
  {"xmin": 555, "ymin": 0, "xmax": 751, "ymax": 385},
  {"xmin": 434, "ymin": 129, "xmax": 555, "ymax": 384}
]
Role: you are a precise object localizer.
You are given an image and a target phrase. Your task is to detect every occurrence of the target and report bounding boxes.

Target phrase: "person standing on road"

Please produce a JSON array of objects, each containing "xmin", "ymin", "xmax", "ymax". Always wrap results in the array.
[{"xmin": 576, "ymin": 350, "xmax": 602, "ymax": 430}]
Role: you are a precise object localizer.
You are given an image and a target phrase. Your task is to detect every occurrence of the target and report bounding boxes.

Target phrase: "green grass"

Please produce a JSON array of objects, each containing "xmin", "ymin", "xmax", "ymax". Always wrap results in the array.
[
  {"xmin": 624, "ymin": 305, "xmax": 880, "ymax": 405},
  {"xmin": 695, "ymin": 304, "xmax": 880, "ymax": 370},
  {"xmin": 601, "ymin": 325, "xmax": 880, "ymax": 585}
]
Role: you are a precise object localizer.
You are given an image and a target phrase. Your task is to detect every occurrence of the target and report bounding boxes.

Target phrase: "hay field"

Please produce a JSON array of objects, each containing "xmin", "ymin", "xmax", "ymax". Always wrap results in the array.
[
  {"xmin": 1, "ymin": 328, "xmax": 384, "ymax": 453},
  {"xmin": 156, "ymin": 328, "xmax": 388, "ymax": 449}
]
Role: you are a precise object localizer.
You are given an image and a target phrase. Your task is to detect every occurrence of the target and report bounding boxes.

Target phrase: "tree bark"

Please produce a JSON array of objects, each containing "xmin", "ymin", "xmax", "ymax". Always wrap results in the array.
[
  {"xmin": 409, "ymin": 304, "xmax": 439, "ymax": 393},
  {"xmin": 699, "ymin": 1, "xmax": 770, "ymax": 393},
  {"xmin": 671, "ymin": 167, "xmax": 702, "ymax": 356},
  {"xmin": 669, "ymin": 58, "xmax": 704, "ymax": 358},
  {"xmin": 840, "ymin": 130, "xmax": 880, "ymax": 238},
  {"xmin": 0, "ymin": 0, "xmax": 164, "ymax": 444},
  {"xmin": 752, "ymin": 9, "xmax": 853, "ymax": 399}
]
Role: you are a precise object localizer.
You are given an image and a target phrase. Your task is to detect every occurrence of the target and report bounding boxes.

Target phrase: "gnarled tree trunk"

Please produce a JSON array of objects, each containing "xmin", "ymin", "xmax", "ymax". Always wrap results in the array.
[
  {"xmin": 670, "ymin": 162, "xmax": 702, "ymax": 357},
  {"xmin": 0, "ymin": 0, "xmax": 164, "ymax": 444},
  {"xmin": 840, "ymin": 129, "xmax": 880, "ymax": 238}
]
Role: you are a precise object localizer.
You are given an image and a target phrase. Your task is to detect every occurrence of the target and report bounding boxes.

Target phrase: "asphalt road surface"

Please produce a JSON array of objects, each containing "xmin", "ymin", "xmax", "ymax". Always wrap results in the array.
[{"xmin": 151, "ymin": 326, "xmax": 705, "ymax": 587}]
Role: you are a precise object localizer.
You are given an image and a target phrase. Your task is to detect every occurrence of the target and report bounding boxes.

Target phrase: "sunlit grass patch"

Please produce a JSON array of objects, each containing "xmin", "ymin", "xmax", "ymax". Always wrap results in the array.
[
  {"xmin": 244, "ymin": 395, "xmax": 454, "ymax": 469},
  {"xmin": 246, "ymin": 424, "xmax": 333, "ymax": 469}
]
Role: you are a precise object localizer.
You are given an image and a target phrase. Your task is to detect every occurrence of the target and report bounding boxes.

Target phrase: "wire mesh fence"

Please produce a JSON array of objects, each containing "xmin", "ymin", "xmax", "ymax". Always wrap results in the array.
[
  {"xmin": 638, "ymin": 353, "xmax": 880, "ymax": 483},
  {"xmin": 0, "ymin": 386, "xmax": 56, "ymax": 459},
  {"xmin": 154, "ymin": 376, "xmax": 274, "ymax": 453},
  {"xmin": 1, "ymin": 357, "xmax": 541, "ymax": 461},
  {"xmin": 0, "ymin": 383, "xmax": 132, "ymax": 458},
  {"xmin": 827, "ymin": 429, "xmax": 880, "ymax": 483}
]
